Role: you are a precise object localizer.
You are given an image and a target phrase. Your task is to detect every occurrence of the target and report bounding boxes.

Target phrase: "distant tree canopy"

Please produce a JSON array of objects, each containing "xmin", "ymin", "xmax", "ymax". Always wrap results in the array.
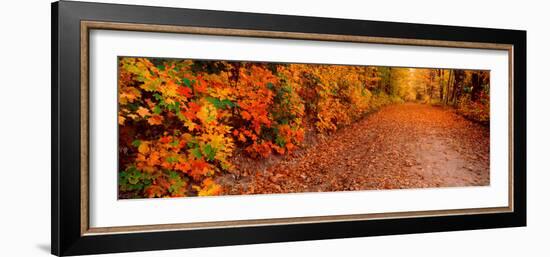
[
  {"xmin": 387, "ymin": 67, "xmax": 490, "ymax": 122},
  {"xmin": 118, "ymin": 57, "xmax": 489, "ymax": 199}
]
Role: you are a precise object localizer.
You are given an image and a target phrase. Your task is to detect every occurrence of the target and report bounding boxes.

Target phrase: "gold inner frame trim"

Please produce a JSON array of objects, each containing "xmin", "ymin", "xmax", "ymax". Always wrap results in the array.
[{"xmin": 80, "ymin": 20, "xmax": 514, "ymax": 236}]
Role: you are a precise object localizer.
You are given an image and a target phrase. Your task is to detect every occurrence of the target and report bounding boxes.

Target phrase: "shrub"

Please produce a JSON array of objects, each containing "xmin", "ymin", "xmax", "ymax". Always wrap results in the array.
[{"xmin": 118, "ymin": 58, "xmax": 400, "ymax": 198}]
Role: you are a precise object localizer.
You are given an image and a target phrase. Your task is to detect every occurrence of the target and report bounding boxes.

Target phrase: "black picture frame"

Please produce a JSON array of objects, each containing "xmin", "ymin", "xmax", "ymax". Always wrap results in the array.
[{"xmin": 52, "ymin": 1, "xmax": 526, "ymax": 256}]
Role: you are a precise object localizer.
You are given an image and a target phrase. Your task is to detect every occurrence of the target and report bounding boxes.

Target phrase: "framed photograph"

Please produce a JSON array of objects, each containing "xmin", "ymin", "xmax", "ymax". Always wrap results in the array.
[{"xmin": 52, "ymin": 1, "xmax": 526, "ymax": 256}]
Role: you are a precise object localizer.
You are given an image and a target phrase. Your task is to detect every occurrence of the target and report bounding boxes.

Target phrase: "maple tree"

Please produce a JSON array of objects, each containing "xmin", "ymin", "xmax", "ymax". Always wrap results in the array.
[{"xmin": 118, "ymin": 57, "xmax": 490, "ymax": 199}]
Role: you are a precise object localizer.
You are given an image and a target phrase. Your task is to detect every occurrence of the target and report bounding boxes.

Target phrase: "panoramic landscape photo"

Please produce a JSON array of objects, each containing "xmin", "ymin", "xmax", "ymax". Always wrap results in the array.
[{"xmin": 117, "ymin": 57, "xmax": 490, "ymax": 199}]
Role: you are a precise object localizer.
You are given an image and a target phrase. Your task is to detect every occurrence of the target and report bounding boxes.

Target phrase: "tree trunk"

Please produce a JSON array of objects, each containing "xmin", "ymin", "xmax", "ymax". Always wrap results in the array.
[
  {"xmin": 471, "ymin": 71, "xmax": 482, "ymax": 101},
  {"xmin": 439, "ymin": 69, "xmax": 444, "ymax": 102},
  {"xmin": 445, "ymin": 70, "xmax": 454, "ymax": 105},
  {"xmin": 230, "ymin": 62, "xmax": 241, "ymax": 86},
  {"xmin": 388, "ymin": 67, "xmax": 392, "ymax": 95},
  {"xmin": 451, "ymin": 70, "xmax": 463, "ymax": 106},
  {"xmin": 427, "ymin": 71, "xmax": 434, "ymax": 103}
]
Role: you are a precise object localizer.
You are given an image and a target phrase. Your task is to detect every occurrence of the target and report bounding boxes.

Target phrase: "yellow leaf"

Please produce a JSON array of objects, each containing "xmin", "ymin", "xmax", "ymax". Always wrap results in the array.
[
  {"xmin": 196, "ymin": 102, "xmax": 217, "ymax": 124},
  {"xmin": 136, "ymin": 107, "xmax": 151, "ymax": 117},
  {"xmin": 140, "ymin": 78, "xmax": 160, "ymax": 92},
  {"xmin": 210, "ymin": 87, "xmax": 233, "ymax": 100},
  {"xmin": 164, "ymin": 98, "xmax": 175, "ymax": 105},
  {"xmin": 197, "ymin": 178, "xmax": 223, "ymax": 196},
  {"xmin": 207, "ymin": 133, "xmax": 225, "ymax": 150},
  {"xmin": 147, "ymin": 115, "xmax": 163, "ymax": 125},
  {"xmin": 184, "ymin": 119, "xmax": 198, "ymax": 131},
  {"xmin": 163, "ymin": 81, "xmax": 179, "ymax": 97},
  {"xmin": 138, "ymin": 142, "xmax": 150, "ymax": 154},
  {"xmin": 119, "ymin": 87, "xmax": 141, "ymax": 104}
]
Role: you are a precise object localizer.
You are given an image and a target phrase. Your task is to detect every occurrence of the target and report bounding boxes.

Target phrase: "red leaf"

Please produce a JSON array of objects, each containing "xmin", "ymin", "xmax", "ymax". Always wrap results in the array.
[{"xmin": 177, "ymin": 86, "xmax": 192, "ymax": 98}]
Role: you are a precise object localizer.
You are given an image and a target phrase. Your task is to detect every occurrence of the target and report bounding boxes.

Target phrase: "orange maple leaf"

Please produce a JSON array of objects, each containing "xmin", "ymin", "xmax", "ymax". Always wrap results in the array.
[
  {"xmin": 159, "ymin": 136, "xmax": 171, "ymax": 144},
  {"xmin": 147, "ymin": 115, "xmax": 164, "ymax": 125},
  {"xmin": 177, "ymin": 86, "xmax": 192, "ymax": 98},
  {"xmin": 136, "ymin": 106, "xmax": 151, "ymax": 117},
  {"xmin": 195, "ymin": 78, "xmax": 208, "ymax": 93}
]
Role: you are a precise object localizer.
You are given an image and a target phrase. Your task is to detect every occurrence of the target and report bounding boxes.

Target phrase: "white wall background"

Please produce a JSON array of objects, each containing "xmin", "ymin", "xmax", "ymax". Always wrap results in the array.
[{"xmin": 0, "ymin": 0, "xmax": 547, "ymax": 256}]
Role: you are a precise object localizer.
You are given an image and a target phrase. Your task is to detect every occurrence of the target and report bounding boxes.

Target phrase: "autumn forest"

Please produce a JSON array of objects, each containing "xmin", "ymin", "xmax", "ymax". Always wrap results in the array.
[{"xmin": 118, "ymin": 57, "xmax": 490, "ymax": 199}]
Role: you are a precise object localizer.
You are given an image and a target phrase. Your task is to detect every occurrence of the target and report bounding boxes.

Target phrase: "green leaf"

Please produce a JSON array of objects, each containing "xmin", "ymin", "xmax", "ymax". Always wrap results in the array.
[
  {"xmin": 153, "ymin": 93, "xmax": 163, "ymax": 101},
  {"xmin": 202, "ymin": 144, "xmax": 217, "ymax": 161},
  {"xmin": 275, "ymin": 136, "xmax": 286, "ymax": 147},
  {"xmin": 221, "ymin": 99, "xmax": 235, "ymax": 108},
  {"xmin": 166, "ymin": 156, "xmax": 178, "ymax": 163},
  {"xmin": 206, "ymin": 97, "xmax": 222, "ymax": 109},
  {"xmin": 169, "ymin": 171, "xmax": 179, "ymax": 179},
  {"xmin": 168, "ymin": 172, "xmax": 185, "ymax": 194},
  {"xmin": 206, "ymin": 97, "xmax": 234, "ymax": 110},
  {"xmin": 166, "ymin": 101, "xmax": 180, "ymax": 112},
  {"xmin": 186, "ymin": 137, "xmax": 198, "ymax": 148},
  {"xmin": 183, "ymin": 78, "xmax": 191, "ymax": 87},
  {"xmin": 131, "ymin": 140, "xmax": 141, "ymax": 147},
  {"xmin": 127, "ymin": 103, "xmax": 139, "ymax": 112},
  {"xmin": 190, "ymin": 147, "xmax": 202, "ymax": 159},
  {"xmin": 127, "ymin": 171, "xmax": 141, "ymax": 185},
  {"xmin": 153, "ymin": 105, "xmax": 162, "ymax": 114},
  {"xmin": 119, "ymin": 171, "xmax": 128, "ymax": 186},
  {"xmin": 143, "ymin": 179, "xmax": 152, "ymax": 186}
]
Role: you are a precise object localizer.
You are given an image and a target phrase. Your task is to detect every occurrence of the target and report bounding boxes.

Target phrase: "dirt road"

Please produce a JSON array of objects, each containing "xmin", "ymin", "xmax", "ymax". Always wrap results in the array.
[{"xmin": 224, "ymin": 103, "xmax": 490, "ymax": 195}]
